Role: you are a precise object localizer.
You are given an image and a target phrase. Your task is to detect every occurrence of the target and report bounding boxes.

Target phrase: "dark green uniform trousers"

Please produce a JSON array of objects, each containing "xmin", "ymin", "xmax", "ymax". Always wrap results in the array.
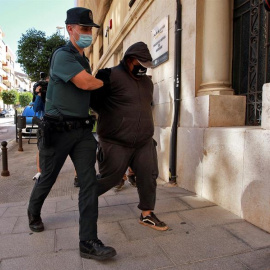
[
  {"xmin": 97, "ymin": 138, "xmax": 158, "ymax": 211},
  {"xmin": 28, "ymin": 127, "xmax": 98, "ymax": 241}
]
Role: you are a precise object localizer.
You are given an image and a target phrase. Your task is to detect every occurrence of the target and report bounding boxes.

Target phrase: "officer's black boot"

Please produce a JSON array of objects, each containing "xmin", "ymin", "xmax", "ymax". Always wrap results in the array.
[
  {"xmin": 80, "ymin": 239, "xmax": 117, "ymax": 260},
  {"xmin": 28, "ymin": 210, "xmax": 44, "ymax": 232}
]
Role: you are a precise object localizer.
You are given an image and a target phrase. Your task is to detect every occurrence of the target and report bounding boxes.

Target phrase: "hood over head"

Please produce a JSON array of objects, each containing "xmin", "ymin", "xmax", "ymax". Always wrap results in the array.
[{"xmin": 123, "ymin": 42, "xmax": 154, "ymax": 68}]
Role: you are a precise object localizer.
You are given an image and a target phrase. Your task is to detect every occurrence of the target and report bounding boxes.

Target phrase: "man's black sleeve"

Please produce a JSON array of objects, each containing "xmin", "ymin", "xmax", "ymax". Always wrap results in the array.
[{"xmin": 90, "ymin": 68, "xmax": 111, "ymax": 113}]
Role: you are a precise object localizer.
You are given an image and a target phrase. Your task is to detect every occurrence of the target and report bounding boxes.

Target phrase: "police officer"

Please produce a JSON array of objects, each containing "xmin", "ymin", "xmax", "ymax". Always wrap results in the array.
[{"xmin": 27, "ymin": 7, "xmax": 116, "ymax": 260}]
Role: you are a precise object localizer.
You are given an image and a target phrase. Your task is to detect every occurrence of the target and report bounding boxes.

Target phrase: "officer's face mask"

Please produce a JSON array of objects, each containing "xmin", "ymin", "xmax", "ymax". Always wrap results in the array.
[
  {"xmin": 73, "ymin": 28, "xmax": 93, "ymax": 48},
  {"xmin": 131, "ymin": 64, "xmax": 147, "ymax": 78}
]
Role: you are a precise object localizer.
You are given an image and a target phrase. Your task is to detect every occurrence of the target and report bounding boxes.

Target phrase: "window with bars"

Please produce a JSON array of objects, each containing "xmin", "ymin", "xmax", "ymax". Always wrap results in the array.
[{"xmin": 233, "ymin": 0, "xmax": 270, "ymax": 125}]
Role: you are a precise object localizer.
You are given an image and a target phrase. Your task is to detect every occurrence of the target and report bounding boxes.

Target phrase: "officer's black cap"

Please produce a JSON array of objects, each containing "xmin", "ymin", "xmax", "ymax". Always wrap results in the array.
[{"xmin": 65, "ymin": 7, "xmax": 100, "ymax": 28}]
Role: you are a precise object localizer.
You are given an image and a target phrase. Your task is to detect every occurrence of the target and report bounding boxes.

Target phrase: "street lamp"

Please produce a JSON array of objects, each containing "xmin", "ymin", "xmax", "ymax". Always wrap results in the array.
[{"xmin": 56, "ymin": 26, "xmax": 65, "ymax": 38}]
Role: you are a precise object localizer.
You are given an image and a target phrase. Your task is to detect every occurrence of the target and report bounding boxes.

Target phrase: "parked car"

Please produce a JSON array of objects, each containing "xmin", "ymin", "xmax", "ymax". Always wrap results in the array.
[
  {"xmin": 0, "ymin": 108, "xmax": 15, "ymax": 118},
  {"xmin": 0, "ymin": 109, "xmax": 8, "ymax": 117},
  {"xmin": 20, "ymin": 105, "xmax": 38, "ymax": 137}
]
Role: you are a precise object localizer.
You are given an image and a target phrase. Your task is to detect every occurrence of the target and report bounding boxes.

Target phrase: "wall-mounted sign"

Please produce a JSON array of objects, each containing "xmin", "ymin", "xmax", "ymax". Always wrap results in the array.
[{"xmin": 151, "ymin": 16, "xmax": 169, "ymax": 68}]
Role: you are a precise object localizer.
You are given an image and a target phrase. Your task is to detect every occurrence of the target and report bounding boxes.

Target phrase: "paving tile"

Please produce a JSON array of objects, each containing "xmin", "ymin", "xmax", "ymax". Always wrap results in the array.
[
  {"xmin": 55, "ymin": 226, "xmax": 79, "ymax": 251},
  {"xmin": 0, "ymin": 201, "xmax": 27, "ymax": 208},
  {"xmin": 110, "ymin": 183, "xmax": 138, "ymax": 195},
  {"xmin": 104, "ymin": 192, "xmax": 140, "ymax": 206},
  {"xmin": 174, "ymin": 256, "xmax": 249, "ymax": 270},
  {"xmin": 12, "ymin": 215, "xmax": 30, "ymax": 233},
  {"xmin": 100, "ymin": 184, "xmax": 138, "ymax": 198},
  {"xmin": 119, "ymin": 211, "xmax": 194, "ymax": 241},
  {"xmin": 157, "ymin": 186, "xmax": 196, "ymax": 196},
  {"xmin": 156, "ymin": 188, "xmax": 184, "ymax": 200},
  {"xmin": 179, "ymin": 205, "xmax": 242, "ymax": 228},
  {"xmin": 154, "ymin": 197, "xmax": 191, "ymax": 212},
  {"xmin": 54, "ymin": 196, "xmax": 108, "ymax": 212},
  {"xmin": 41, "ymin": 200, "xmax": 57, "ymax": 213},
  {"xmin": 98, "ymin": 221, "xmax": 128, "ymax": 244},
  {"xmin": 13, "ymin": 210, "xmax": 69, "ymax": 234},
  {"xmin": 99, "ymin": 197, "xmax": 109, "ymax": 207},
  {"xmin": 82, "ymin": 238, "xmax": 173, "ymax": 270},
  {"xmin": 56, "ymin": 222, "xmax": 127, "ymax": 252},
  {"xmin": 2, "ymin": 205, "xmax": 28, "ymax": 217},
  {"xmin": 1, "ymin": 250, "xmax": 83, "ymax": 270},
  {"xmin": 46, "ymin": 195, "xmax": 73, "ymax": 202},
  {"xmin": 0, "ymin": 217, "xmax": 17, "ymax": 234},
  {"xmin": 100, "ymin": 189, "xmax": 116, "ymax": 197},
  {"xmin": 71, "ymin": 193, "xmax": 78, "ymax": 201},
  {"xmin": 13, "ymin": 210, "xmax": 78, "ymax": 233},
  {"xmin": 41, "ymin": 210, "xmax": 77, "ymax": 230},
  {"xmin": 98, "ymin": 205, "xmax": 137, "ymax": 223},
  {"xmin": 180, "ymin": 195, "xmax": 216, "ymax": 209},
  {"xmin": 56, "ymin": 198, "xmax": 78, "ymax": 212},
  {"xmin": 155, "ymin": 227, "xmax": 251, "ymax": 265},
  {"xmin": 0, "ymin": 230, "xmax": 55, "ymax": 260},
  {"xmin": 223, "ymin": 221, "xmax": 270, "ymax": 249},
  {"xmin": 0, "ymin": 206, "xmax": 7, "ymax": 217},
  {"xmin": 236, "ymin": 248, "xmax": 270, "ymax": 270},
  {"xmin": 128, "ymin": 197, "xmax": 190, "ymax": 216}
]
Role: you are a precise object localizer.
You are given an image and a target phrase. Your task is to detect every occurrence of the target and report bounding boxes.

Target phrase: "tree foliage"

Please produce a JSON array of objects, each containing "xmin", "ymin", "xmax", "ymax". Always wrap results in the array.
[
  {"xmin": 17, "ymin": 28, "xmax": 67, "ymax": 81},
  {"xmin": 1, "ymin": 90, "xmax": 19, "ymax": 105},
  {"xmin": 19, "ymin": 92, "xmax": 33, "ymax": 107}
]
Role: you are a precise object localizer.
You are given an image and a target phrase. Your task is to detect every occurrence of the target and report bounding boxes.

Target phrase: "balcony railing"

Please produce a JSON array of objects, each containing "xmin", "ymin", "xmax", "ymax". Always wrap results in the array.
[
  {"xmin": 2, "ymin": 62, "xmax": 11, "ymax": 71},
  {"xmin": 2, "ymin": 75, "xmax": 11, "ymax": 87}
]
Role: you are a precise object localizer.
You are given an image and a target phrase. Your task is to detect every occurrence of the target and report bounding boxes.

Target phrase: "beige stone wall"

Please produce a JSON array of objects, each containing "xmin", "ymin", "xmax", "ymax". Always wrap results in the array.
[
  {"xmin": 177, "ymin": 125, "xmax": 270, "ymax": 233},
  {"xmin": 78, "ymin": 0, "xmax": 270, "ymax": 233},
  {"xmin": 102, "ymin": 0, "xmax": 129, "ymax": 53}
]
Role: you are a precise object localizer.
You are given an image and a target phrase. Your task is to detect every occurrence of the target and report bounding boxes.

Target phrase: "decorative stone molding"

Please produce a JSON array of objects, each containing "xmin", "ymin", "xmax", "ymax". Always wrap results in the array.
[
  {"xmin": 261, "ymin": 83, "xmax": 270, "ymax": 129},
  {"xmin": 93, "ymin": 0, "xmax": 154, "ymax": 74}
]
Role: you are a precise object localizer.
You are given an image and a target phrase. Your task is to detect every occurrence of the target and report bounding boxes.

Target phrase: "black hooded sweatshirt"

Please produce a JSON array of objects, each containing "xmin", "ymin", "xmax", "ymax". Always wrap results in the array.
[{"xmin": 91, "ymin": 42, "xmax": 154, "ymax": 148}]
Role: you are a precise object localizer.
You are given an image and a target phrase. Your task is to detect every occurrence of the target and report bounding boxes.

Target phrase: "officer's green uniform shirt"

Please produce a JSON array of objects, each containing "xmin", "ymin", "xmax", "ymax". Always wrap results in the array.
[{"xmin": 45, "ymin": 42, "xmax": 92, "ymax": 118}]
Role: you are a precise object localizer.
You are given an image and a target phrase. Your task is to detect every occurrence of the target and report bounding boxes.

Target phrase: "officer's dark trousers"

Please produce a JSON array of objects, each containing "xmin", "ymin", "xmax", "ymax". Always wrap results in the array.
[
  {"xmin": 97, "ymin": 139, "xmax": 158, "ymax": 211},
  {"xmin": 28, "ymin": 128, "xmax": 98, "ymax": 241}
]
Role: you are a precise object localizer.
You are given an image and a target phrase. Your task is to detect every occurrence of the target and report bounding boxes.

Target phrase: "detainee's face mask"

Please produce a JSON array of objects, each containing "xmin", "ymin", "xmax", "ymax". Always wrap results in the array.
[{"xmin": 131, "ymin": 62, "xmax": 147, "ymax": 78}]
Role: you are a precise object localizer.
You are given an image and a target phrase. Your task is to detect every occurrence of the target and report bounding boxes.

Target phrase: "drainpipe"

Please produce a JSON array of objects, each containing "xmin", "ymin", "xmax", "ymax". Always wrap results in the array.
[{"xmin": 169, "ymin": 0, "xmax": 182, "ymax": 184}]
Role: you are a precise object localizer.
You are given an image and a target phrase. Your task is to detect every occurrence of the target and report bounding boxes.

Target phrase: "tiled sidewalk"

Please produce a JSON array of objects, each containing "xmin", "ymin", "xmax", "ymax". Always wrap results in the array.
[{"xmin": 0, "ymin": 140, "xmax": 270, "ymax": 269}]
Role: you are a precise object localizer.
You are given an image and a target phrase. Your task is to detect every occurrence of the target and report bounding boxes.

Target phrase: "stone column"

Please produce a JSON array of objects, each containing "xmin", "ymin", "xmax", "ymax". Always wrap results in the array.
[
  {"xmin": 198, "ymin": 0, "xmax": 234, "ymax": 96},
  {"xmin": 261, "ymin": 83, "xmax": 270, "ymax": 129}
]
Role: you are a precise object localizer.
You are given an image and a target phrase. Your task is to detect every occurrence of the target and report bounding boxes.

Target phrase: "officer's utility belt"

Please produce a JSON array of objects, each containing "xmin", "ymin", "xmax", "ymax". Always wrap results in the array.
[
  {"xmin": 38, "ymin": 114, "xmax": 94, "ymax": 147},
  {"xmin": 43, "ymin": 114, "xmax": 93, "ymax": 131}
]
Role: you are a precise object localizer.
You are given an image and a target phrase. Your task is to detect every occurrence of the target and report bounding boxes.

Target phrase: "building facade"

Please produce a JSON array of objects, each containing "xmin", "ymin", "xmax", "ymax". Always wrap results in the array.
[
  {"xmin": 0, "ymin": 26, "xmax": 31, "ymax": 109},
  {"xmin": 77, "ymin": 0, "xmax": 270, "ymax": 233},
  {"xmin": 14, "ymin": 71, "xmax": 31, "ymax": 93},
  {"xmin": 0, "ymin": 27, "xmax": 8, "ymax": 109}
]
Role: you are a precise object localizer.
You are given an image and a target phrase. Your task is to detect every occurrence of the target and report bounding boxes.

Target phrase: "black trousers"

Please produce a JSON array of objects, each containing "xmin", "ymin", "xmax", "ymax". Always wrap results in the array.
[
  {"xmin": 97, "ymin": 139, "xmax": 159, "ymax": 211},
  {"xmin": 28, "ymin": 128, "xmax": 98, "ymax": 241}
]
